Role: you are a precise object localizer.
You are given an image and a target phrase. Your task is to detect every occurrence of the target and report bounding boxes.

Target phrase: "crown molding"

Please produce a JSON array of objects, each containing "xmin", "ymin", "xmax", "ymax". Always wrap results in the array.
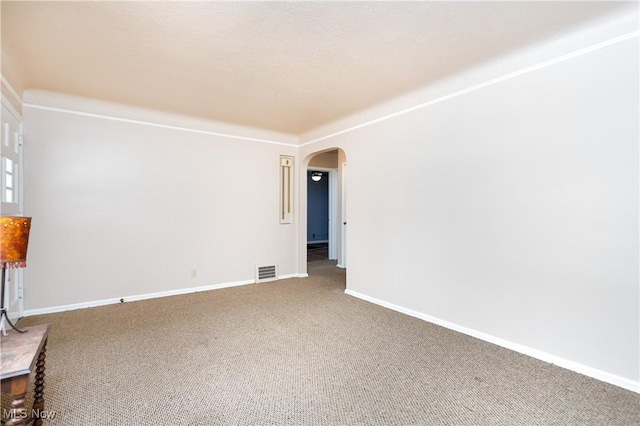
[
  {"xmin": 23, "ymin": 103, "xmax": 299, "ymax": 147},
  {"xmin": 1, "ymin": 74, "xmax": 23, "ymax": 105},
  {"xmin": 301, "ymin": 31, "xmax": 639, "ymax": 147}
]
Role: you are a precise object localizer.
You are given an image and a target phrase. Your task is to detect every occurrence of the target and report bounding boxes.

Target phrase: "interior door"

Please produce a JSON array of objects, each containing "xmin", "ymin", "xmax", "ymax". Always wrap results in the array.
[{"xmin": 1, "ymin": 101, "xmax": 24, "ymax": 320}]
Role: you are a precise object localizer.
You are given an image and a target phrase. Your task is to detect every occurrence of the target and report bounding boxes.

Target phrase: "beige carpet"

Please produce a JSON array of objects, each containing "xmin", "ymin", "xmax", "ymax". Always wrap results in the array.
[{"xmin": 3, "ymin": 260, "xmax": 639, "ymax": 425}]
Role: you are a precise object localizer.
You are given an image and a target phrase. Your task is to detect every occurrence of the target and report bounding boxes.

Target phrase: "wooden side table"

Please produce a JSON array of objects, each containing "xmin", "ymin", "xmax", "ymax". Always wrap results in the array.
[{"xmin": 1, "ymin": 324, "xmax": 51, "ymax": 426}]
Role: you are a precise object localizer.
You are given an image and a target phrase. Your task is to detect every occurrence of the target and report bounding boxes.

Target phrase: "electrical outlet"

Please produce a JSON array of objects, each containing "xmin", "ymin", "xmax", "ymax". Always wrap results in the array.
[{"xmin": 191, "ymin": 269, "xmax": 197, "ymax": 278}]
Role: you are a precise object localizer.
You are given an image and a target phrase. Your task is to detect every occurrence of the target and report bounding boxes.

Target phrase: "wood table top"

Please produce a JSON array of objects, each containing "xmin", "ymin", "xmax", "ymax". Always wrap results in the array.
[{"xmin": 0, "ymin": 324, "xmax": 51, "ymax": 380}]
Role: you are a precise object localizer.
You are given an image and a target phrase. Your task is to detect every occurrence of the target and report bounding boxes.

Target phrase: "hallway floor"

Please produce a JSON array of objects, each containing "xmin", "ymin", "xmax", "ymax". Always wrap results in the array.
[{"xmin": 307, "ymin": 242, "xmax": 328, "ymax": 262}]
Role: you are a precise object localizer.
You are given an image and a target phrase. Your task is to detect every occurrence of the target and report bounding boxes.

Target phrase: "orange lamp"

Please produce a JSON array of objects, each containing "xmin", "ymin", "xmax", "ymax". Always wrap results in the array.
[{"xmin": 0, "ymin": 216, "xmax": 32, "ymax": 334}]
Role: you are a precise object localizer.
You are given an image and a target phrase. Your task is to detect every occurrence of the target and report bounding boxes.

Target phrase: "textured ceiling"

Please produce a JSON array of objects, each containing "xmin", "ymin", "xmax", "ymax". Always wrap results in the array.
[{"xmin": 1, "ymin": 1, "xmax": 634, "ymax": 134}]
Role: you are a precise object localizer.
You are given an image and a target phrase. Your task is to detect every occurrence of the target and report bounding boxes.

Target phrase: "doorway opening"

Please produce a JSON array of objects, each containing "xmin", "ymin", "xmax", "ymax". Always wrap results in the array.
[
  {"xmin": 307, "ymin": 169, "xmax": 330, "ymax": 262},
  {"xmin": 304, "ymin": 148, "xmax": 346, "ymax": 271}
]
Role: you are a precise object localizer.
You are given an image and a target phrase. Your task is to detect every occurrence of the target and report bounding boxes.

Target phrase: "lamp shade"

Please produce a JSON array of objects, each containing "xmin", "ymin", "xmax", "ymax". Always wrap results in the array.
[{"xmin": 0, "ymin": 216, "xmax": 32, "ymax": 268}]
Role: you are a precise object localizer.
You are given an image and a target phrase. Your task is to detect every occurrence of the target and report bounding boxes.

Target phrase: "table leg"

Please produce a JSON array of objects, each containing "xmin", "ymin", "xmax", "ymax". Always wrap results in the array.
[
  {"xmin": 5, "ymin": 391, "xmax": 27, "ymax": 426},
  {"xmin": 32, "ymin": 339, "xmax": 47, "ymax": 426}
]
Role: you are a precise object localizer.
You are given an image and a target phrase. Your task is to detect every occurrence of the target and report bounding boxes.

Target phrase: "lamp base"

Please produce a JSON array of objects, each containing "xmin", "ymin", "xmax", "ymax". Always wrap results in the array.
[
  {"xmin": 1, "ymin": 267, "xmax": 26, "ymax": 335},
  {"xmin": 0, "ymin": 308, "xmax": 26, "ymax": 335}
]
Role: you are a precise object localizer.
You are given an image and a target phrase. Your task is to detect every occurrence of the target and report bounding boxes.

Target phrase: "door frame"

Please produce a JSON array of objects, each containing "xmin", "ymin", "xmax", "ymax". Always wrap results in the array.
[{"xmin": 338, "ymin": 161, "xmax": 346, "ymax": 268}]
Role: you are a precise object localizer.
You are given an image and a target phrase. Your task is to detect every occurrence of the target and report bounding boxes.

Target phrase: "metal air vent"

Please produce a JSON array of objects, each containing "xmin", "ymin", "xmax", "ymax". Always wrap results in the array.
[{"xmin": 255, "ymin": 264, "xmax": 277, "ymax": 283}]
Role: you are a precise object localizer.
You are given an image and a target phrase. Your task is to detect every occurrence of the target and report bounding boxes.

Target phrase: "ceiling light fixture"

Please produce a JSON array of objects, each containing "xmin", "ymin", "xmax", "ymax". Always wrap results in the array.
[{"xmin": 311, "ymin": 172, "xmax": 323, "ymax": 182}]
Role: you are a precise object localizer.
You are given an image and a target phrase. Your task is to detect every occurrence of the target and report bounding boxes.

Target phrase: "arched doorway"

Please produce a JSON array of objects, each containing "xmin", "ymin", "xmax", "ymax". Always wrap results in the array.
[{"xmin": 302, "ymin": 148, "xmax": 347, "ymax": 273}]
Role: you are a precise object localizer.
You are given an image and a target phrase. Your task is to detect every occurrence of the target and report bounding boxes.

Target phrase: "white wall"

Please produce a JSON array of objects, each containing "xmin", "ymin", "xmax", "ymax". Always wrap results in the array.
[
  {"xmin": 23, "ymin": 90, "xmax": 299, "ymax": 311},
  {"xmin": 300, "ymin": 12, "xmax": 639, "ymax": 390}
]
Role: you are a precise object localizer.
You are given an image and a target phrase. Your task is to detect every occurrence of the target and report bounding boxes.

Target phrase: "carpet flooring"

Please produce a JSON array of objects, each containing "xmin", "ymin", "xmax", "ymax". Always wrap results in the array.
[{"xmin": 3, "ymin": 260, "xmax": 639, "ymax": 425}]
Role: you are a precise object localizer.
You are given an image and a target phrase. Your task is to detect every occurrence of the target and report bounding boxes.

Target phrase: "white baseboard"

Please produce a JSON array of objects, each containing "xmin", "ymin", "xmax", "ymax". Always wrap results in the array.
[
  {"xmin": 23, "ymin": 279, "xmax": 257, "ymax": 317},
  {"xmin": 23, "ymin": 273, "xmax": 312, "ymax": 317},
  {"xmin": 344, "ymin": 289, "xmax": 639, "ymax": 394},
  {"xmin": 279, "ymin": 273, "xmax": 309, "ymax": 279}
]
